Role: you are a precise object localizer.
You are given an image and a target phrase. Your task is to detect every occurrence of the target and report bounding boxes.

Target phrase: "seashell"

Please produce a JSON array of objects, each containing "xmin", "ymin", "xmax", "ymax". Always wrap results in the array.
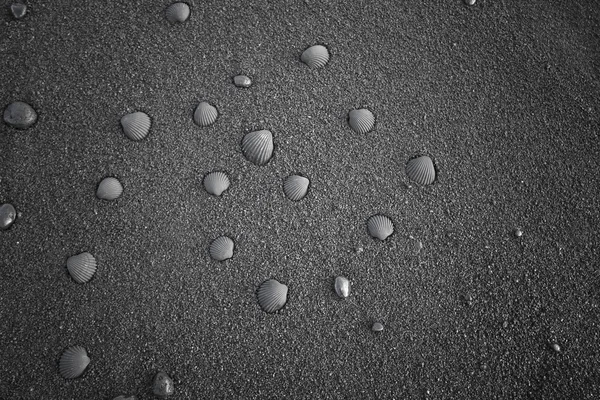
[
  {"xmin": 113, "ymin": 396, "xmax": 137, "ymax": 400},
  {"xmin": 203, "ymin": 171, "xmax": 230, "ymax": 196},
  {"xmin": 193, "ymin": 101, "xmax": 218, "ymax": 127},
  {"xmin": 257, "ymin": 279, "xmax": 288, "ymax": 313},
  {"xmin": 66, "ymin": 252, "xmax": 97, "ymax": 284},
  {"xmin": 59, "ymin": 346, "xmax": 90, "ymax": 379},
  {"xmin": 153, "ymin": 371, "xmax": 175, "ymax": 397},
  {"xmin": 233, "ymin": 75, "xmax": 252, "ymax": 88},
  {"xmin": 242, "ymin": 130, "xmax": 273, "ymax": 166},
  {"xmin": 334, "ymin": 276, "xmax": 350, "ymax": 298},
  {"xmin": 367, "ymin": 214, "xmax": 394, "ymax": 240},
  {"xmin": 301, "ymin": 45, "xmax": 329, "ymax": 68},
  {"xmin": 372, "ymin": 322, "xmax": 384, "ymax": 332},
  {"xmin": 10, "ymin": 3, "xmax": 27, "ymax": 19},
  {"xmin": 405, "ymin": 156, "xmax": 436, "ymax": 185},
  {"xmin": 3, "ymin": 101, "xmax": 37, "ymax": 129},
  {"xmin": 283, "ymin": 175, "xmax": 309, "ymax": 201},
  {"xmin": 96, "ymin": 177, "xmax": 123, "ymax": 200},
  {"xmin": 165, "ymin": 2, "xmax": 190, "ymax": 23},
  {"xmin": 209, "ymin": 236, "xmax": 234, "ymax": 261},
  {"xmin": 120, "ymin": 111, "xmax": 151, "ymax": 141},
  {"xmin": 348, "ymin": 109, "xmax": 375, "ymax": 134},
  {"xmin": 0, "ymin": 203, "xmax": 17, "ymax": 230}
]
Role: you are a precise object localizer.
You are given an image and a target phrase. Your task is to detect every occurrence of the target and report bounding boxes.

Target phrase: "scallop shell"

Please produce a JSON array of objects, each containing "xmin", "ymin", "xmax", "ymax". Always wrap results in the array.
[
  {"xmin": 301, "ymin": 45, "xmax": 330, "ymax": 68},
  {"xmin": 283, "ymin": 175, "xmax": 309, "ymax": 201},
  {"xmin": 165, "ymin": 2, "xmax": 190, "ymax": 23},
  {"xmin": 348, "ymin": 109, "xmax": 375, "ymax": 134},
  {"xmin": 11, "ymin": 3, "xmax": 27, "ymax": 19},
  {"xmin": 257, "ymin": 279, "xmax": 288, "ymax": 313},
  {"xmin": 153, "ymin": 371, "xmax": 175, "ymax": 397},
  {"xmin": 203, "ymin": 171, "xmax": 230, "ymax": 196},
  {"xmin": 334, "ymin": 276, "xmax": 350, "ymax": 298},
  {"xmin": 193, "ymin": 102, "xmax": 218, "ymax": 127},
  {"xmin": 242, "ymin": 130, "xmax": 273, "ymax": 166},
  {"xmin": 209, "ymin": 236, "xmax": 234, "ymax": 261},
  {"xmin": 0, "ymin": 203, "xmax": 17, "ymax": 230},
  {"xmin": 405, "ymin": 156, "xmax": 436, "ymax": 185},
  {"xmin": 372, "ymin": 322, "xmax": 384, "ymax": 332},
  {"xmin": 59, "ymin": 346, "xmax": 90, "ymax": 379},
  {"xmin": 66, "ymin": 252, "xmax": 97, "ymax": 284},
  {"xmin": 120, "ymin": 111, "xmax": 150, "ymax": 141},
  {"xmin": 367, "ymin": 214, "xmax": 394, "ymax": 240},
  {"xmin": 233, "ymin": 75, "xmax": 252, "ymax": 88},
  {"xmin": 3, "ymin": 101, "xmax": 37, "ymax": 129},
  {"xmin": 96, "ymin": 177, "xmax": 123, "ymax": 200}
]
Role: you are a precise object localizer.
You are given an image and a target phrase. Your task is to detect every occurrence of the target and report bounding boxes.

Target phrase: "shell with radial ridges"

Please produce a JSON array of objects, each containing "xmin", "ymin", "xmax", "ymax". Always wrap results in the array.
[
  {"xmin": 203, "ymin": 171, "xmax": 230, "ymax": 196},
  {"xmin": 193, "ymin": 102, "xmax": 218, "ymax": 127},
  {"xmin": 242, "ymin": 130, "xmax": 273, "ymax": 166},
  {"xmin": 257, "ymin": 279, "xmax": 288, "ymax": 313},
  {"xmin": 348, "ymin": 109, "xmax": 375, "ymax": 134},
  {"xmin": 166, "ymin": 2, "xmax": 190, "ymax": 23},
  {"xmin": 367, "ymin": 214, "xmax": 394, "ymax": 240},
  {"xmin": 66, "ymin": 252, "xmax": 97, "ymax": 284},
  {"xmin": 120, "ymin": 112, "xmax": 150, "ymax": 141},
  {"xmin": 334, "ymin": 276, "xmax": 350, "ymax": 298},
  {"xmin": 301, "ymin": 45, "xmax": 330, "ymax": 68},
  {"xmin": 405, "ymin": 156, "xmax": 436, "ymax": 185},
  {"xmin": 283, "ymin": 175, "xmax": 310, "ymax": 201},
  {"xmin": 209, "ymin": 236, "xmax": 234, "ymax": 261},
  {"xmin": 59, "ymin": 346, "xmax": 90, "ymax": 379},
  {"xmin": 96, "ymin": 177, "xmax": 123, "ymax": 200}
]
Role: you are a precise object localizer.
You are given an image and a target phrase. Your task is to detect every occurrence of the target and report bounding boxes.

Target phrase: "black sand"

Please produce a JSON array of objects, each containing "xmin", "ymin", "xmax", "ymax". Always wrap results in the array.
[{"xmin": 1, "ymin": 0, "xmax": 599, "ymax": 398}]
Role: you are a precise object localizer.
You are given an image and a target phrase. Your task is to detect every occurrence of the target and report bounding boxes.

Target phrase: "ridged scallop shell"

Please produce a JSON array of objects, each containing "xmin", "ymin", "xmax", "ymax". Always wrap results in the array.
[
  {"xmin": 348, "ymin": 109, "xmax": 375, "ymax": 134},
  {"xmin": 59, "ymin": 346, "xmax": 90, "ymax": 379},
  {"xmin": 11, "ymin": 3, "xmax": 27, "ymax": 19},
  {"xmin": 120, "ymin": 111, "xmax": 150, "ymax": 141},
  {"xmin": 405, "ymin": 156, "xmax": 436, "ymax": 185},
  {"xmin": 367, "ymin": 214, "xmax": 394, "ymax": 240},
  {"xmin": 165, "ymin": 2, "xmax": 190, "ymax": 23},
  {"xmin": 283, "ymin": 175, "xmax": 309, "ymax": 201},
  {"xmin": 0, "ymin": 203, "xmax": 17, "ymax": 230},
  {"xmin": 257, "ymin": 279, "xmax": 288, "ymax": 313},
  {"xmin": 193, "ymin": 102, "xmax": 218, "ymax": 127},
  {"xmin": 301, "ymin": 45, "xmax": 329, "ymax": 68},
  {"xmin": 66, "ymin": 252, "xmax": 97, "ymax": 284},
  {"xmin": 203, "ymin": 171, "xmax": 230, "ymax": 196},
  {"xmin": 242, "ymin": 130, "xmax": 273, "ymax": 166},
  {"xmin": 372, "ymin": 322, "xmax": 384, "ymax": 332},
  {"xmin": 209, "ymin": 236, "xmax": 234, "ymax": 261},
  {"xmin": 153, "ymin": 371, "xmax": 175, "ymax": 397},
  {"xmin": 96, "ymin": 177, "xmax": 123, "ymax": 200},
  {"xmin": 334, "ymin": 276, "xmax": 350, "ymax": 298}
]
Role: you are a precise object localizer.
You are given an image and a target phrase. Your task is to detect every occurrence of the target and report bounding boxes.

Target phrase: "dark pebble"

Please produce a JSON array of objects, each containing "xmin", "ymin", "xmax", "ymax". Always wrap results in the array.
[{"xmin": 4, "ymin": 101, "xmax": 37, "ymax": 129}]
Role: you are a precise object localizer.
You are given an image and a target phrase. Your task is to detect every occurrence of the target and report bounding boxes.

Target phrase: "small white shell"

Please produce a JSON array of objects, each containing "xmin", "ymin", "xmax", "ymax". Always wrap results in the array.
[
  {"xmin": 405, "ymin": 156, "xmax": 436, "ymax": 185},
  {"xmin": 153, "ymin": 371, "xmax": 175, "ymax": 397},
  {"xmin": 348, "ymin": 109, "xmax": 375, "ymax": 134},
  {"xmin": 203, "ymin": 172, "xmax": 230, "ymax": 196},
  {"xmin": 59, "ymin": 346, "xmax": 90, "ymax": 379},
  {"xmin": 66, "ymin": 252, "xmax": 97, "ymax": 284},
  {"xmin": 283, "ymin": 175, "xmax": 309, "ymax": 201},
  {"xmin": 165, "ymin": 2, "xmax": 190, "ymax": 23},
  {"xmin": 120, "ymin": 111, "xmax": 151, "ymax": 141},
  {"xmin": 193, "ymin": 102, "xmax": 218, "ymax": 127},
  {"xmin": 367, "ymin": 214, "xmax": 394, "ymax": 240},
  {"xmin": 334, "ymin": 276, "xmax": 350, "ymax": 298},
  {"xmin": 242, "ymin": 130, "xmax": 273, "ymax": 166},
  {"xmin": 257, "ymin": 279, "xmax": 288, "ymax": 313},
  {"xmin": 96, "ymin": 177, "xmax": 123, "ymax": 200},
  {"xmin": 209, "ymin": 236, "xmax": 234, "ymax": 261},
  {"xmin": 301, "ymin": 45, "xmax": 330, "ymax": 68}
]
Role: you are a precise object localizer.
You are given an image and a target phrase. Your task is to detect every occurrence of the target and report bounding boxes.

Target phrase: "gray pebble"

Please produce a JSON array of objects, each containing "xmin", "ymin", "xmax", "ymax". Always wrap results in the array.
[
  {"xmin": 551, "ymin": 343, "xmax": 561, "ymax": 352},
  {"xmin": 464, "ymin": 0, "xmax": 476, "ymax": 5},
  {"xmin": 234, "ymin": 75, "xmax": 252, "ymax": 88},
  {"xmin": 0, "ymin": 203, "xmax": 17, "ymax": 230},
  {"xmin": 372, "ymin": 322, "xmax": 384, "ymax": 332},
  {"xmin": 153, "ymin": 371, "xmax": 174, "ymax": 397},
  {"xmin": 514, "ymin": 228, "xmax": 523, "ymax": 238},
  {"xmin": 4, "ymin": 101, "xmax": 37, "ymax": 129}
]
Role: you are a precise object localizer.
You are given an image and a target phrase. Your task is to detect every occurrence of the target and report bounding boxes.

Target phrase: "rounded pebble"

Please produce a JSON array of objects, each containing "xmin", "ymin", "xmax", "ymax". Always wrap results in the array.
[
  {"xmin": 153, "ymin": 371, "xmax": 175, "ymax": 397},
  {"xmin": 234, "ymin": 75, "xmax": 252, "ymax": 88},
  {"xmin": 334, "ymin": 276, "xmax": 350, "ymax": 298},
  {"xmin": 3, "ymin": 101, "xmax": 37, "ymax": 129},
  {"xmin": 10, "ymin": 3, "xmax": 27, "ymax": 19},
  {"xmin": 551, "ymin": 343, "xmax": 561, "ymax": 352},
  {"xmin": 465, "ymin": 0, "xmax": 476, "ymax": 5},
  {"xmin": 113, "ymin": 396, "xmax": 137, "ymax": 400},
  {"xmin": 0, "ymin": 203, "xmax": 17, "ymax": 230},
  {"xmin": 372, "ymin": 322, "xmax": 384, "ymax": 332},
  {"xmin": 514, "ymin": 228, "xmax": 523, "ymax": 237}
]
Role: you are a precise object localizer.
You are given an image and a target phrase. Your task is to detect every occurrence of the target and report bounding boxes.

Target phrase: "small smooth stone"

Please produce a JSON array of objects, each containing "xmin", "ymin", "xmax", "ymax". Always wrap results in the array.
[
  {"xmin": 372, "ymin": 322, "xmax": 384, "ymax": 332},
  {"xmin": 153, "ymin": 371, "xmax": 174, "ymax": 397},
  {"xmin": 514, "ymin": 228, "xmax": 523, "ymax": 238},
  {"xmin": 551, "ymin": 343, "xmax": 561, "ymax": 352},
  {"xmin": 0, "ymin": 203, "xmax": 17, "ymax": 230},
  {"xmin": 11, "ymin": 3, "xmax": 27, "ymax": 18},
  {"xmin": 233, "ymin": 75, "xmax": 252, "ymax": 88},
  {"xmin": 465, "ymin": 0, "xmax": 476, "ymax": 5},
  {"xmin": 4, "ymin": 101, "xmax": 37, "ymax": 129}
]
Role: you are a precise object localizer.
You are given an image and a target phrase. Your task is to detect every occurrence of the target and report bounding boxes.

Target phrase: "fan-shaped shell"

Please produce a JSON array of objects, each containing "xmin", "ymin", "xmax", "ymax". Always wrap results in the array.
[
  {"xmin": 153, "ymin": 371, "xmax": 175, "ymax": 397},
  {"xmin": 334, "ymin": 276, "xmax": 350, "ymax": 298},
  {"xmin": 0, "ymin": 203, "xmax": 17, "ymax": 230},
  {"xmin": 193, "ymin": 102, "xmax": 218, "ymax": 127},
  {"xmin": 283, "ymin": 175, "xmax": 309, "ymax": 201},
  {"xmin": 59, "ymin": 346, "xmax": 90, "ymax": 379},
  {"xmin": 257, "ymin": 279, "xmax": 288, "ymax": 313},
  {"xmin": 242, "ymin": 130, "xmax": 273, "ymax": 166},
  {"xmin": 11, "ymin": 3, "xmax": 27, "ymax": 19},
  {"xmin": 120, "ymin": 111, "xmax": 150, "ymax": 141},
  {"xmin": 301, "ymin": 45, "xmax": 330, "ymax": 68},
  {"xmin": 203, "ymin": 171, "xmax": 230, "ymax": 196},
  {"xmin": 405, "ymin": 156, "xmax": 436, "ymax": 185},
  {"xmin": 372, "ymin": 322, "xmax": 384, "ymax": 332},
  {"xmin": 348, "ymin": 109, "xmax": 375, "ymax": 134},
  {"xmin": 3, "ymin": 101, "xmax": 37, "ymax": 129},
  {"xmin": 66, "ymin": 252, "xmax": 97, "ymax": 284},
  {"xmin": 209, "ymin": 236, "xmax": 234, "ymax": 261},
  {"xmin": 233, "ymin": 75, "xmax": 252, "ymax": 88},
  {"xmin": 367, "ymin": 214, "xmax": 394, "ymax": 240},
  {"xmin": 96, "ymin": 177, "xmax": 123, "ymax": 200},
  {"xmin": 165, "ymin": 2, "xmax": 190, "ymax": 23}
]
